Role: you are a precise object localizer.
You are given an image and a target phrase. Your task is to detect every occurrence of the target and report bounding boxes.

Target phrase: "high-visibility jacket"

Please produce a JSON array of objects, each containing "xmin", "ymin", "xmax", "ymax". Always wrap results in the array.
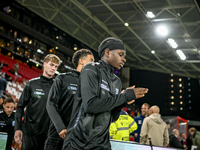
[{"xmin": 109, "ymin": 110, "xmax": 138, "ymax": 141}]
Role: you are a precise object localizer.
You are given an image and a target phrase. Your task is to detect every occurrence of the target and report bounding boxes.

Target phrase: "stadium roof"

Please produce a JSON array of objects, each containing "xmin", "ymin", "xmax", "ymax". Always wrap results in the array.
[{"xmin": 17, "ymin": 0, "xmax": 200, "ymax": 78}]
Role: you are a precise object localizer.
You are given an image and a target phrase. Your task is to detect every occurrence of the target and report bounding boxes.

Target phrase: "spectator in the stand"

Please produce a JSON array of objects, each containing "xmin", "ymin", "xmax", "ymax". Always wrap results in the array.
[
  {"xmin": 109, "ymin": 109, "xmax": 138, "ymax": 141},
  {"xmin": 5, "ymin": 72, "xmax": 12, "ymax": 82},
  {"xmin": 0, "ymin": 60, "xmax": 4, "ymax": 69},
  {"xmin": 140, "ymin": 105, "xmax": 169, "ymax": 147},
  {"xmin": 14, "ymin": 62, "xmax": 21, "ymax": 77},
  {"xmin": 4, "ymin": 62, "xmax": 9, "ymax": 67},
  {"xmin": 14, "ymin": 62, "xmax": 19, "ymax": 74},
  {"xmin": 0, "ymin": 75, "xmax": 7, "ymax": 94},
  {"xmin": 131, "ymin": 103, "xmax": 150, "ymax": 142},
  {"xmin": 0, "ymin": 97, "xmax": 15, "ymax": 150},
  {"xmin": 169, "ymin": 129, "xmax": 184, "ymax": 149},
  {"xmin": 180, "ymin": 132, "xmax": 187, "ymax": 149}
]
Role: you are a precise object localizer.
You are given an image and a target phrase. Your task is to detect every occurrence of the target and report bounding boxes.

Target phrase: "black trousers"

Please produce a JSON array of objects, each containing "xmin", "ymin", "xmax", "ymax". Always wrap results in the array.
[
  {"xmin": 44, "ymin": 143, "xmax": 63, "ymax": 150},
  {"xmin": 63, "ymin": 144, "xmax": 77, "ymax": 150},
  {"xmin": 44, "ymin": 139, "xmax": 63, "ymax": 150},
  {"xmin": 21, "ymin": 135, "xmax": 46, "ymax": 150}
]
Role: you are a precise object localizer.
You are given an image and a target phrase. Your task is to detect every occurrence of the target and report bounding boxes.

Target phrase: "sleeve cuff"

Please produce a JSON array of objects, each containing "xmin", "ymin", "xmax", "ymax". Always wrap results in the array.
[{"xmin": 124, "ymin": 89, "xmax": 136, "ymax": 102}]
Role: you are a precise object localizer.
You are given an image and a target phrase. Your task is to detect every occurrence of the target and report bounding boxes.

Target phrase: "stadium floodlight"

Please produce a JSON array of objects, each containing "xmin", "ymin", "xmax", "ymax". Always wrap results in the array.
[
  {"xmin": 146, "ymin": 11, "xmax": 155, "ymax": 18},
  {"xmin": 176, "ymin": 49, "xmax": 186, "ymax": 60},
  {"xmin": 124, "ymin": 22, "xmax": 129, "ymax": 26},
  {"xmin": 167, "ymin": 38, "xmax": 178, "ymax": 49},
  {"xmin": 156, "ymin": 25, "xmax": 168, "ymax": 36}
]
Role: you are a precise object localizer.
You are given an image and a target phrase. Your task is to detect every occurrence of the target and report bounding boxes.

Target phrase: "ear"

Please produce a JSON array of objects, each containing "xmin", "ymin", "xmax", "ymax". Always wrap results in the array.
[
  {"xmin": 104, "ymin": 49, "xmax": 111, "ymax": 58},
  {"xmin": 78, "ymin": 59, "xmax": 84, "ymax": 66}
]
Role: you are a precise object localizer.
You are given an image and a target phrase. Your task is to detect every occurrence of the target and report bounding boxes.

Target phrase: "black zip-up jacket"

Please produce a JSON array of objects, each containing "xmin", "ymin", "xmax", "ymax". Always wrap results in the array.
[
  {"xmin": 46, "ymin": 70, "xmax": 80, "ymax": 144},
  {"xmin": 63, "ymin": 60, "xmax": 136, "ymax": 150},
  {"xmin": 15, "ymin": 75, "xmax": 54, "ymax": 136},
  {"xmin": 0, "ymin": 110, "xmax": 15, "ymax": 150}
]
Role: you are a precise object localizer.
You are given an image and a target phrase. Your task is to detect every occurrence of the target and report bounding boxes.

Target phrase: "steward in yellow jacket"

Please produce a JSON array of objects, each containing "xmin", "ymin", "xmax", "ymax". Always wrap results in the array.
[{"xmin": 109, "ymin": 110, "xmax": 138, "ymax": 141}]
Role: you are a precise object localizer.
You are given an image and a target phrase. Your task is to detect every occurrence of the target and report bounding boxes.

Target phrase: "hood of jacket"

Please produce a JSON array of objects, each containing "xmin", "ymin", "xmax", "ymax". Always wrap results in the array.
[{"xmin": 149, "ymin": 113, "xmax": 163, "ymax": 124}]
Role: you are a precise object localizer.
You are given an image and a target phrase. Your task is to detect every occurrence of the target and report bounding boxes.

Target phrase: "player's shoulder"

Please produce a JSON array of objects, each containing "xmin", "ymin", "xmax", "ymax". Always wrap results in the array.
[
  {"xmin": 29, "ymin": 76, "xmax": 40, "ymax": 83},
  {"xmin": 82, "ymin": 62, "xmax": 100, "ymax": 74},
  {"xmin": 0, "ymin": 110, "xmax": 4, "ymax": 114}
]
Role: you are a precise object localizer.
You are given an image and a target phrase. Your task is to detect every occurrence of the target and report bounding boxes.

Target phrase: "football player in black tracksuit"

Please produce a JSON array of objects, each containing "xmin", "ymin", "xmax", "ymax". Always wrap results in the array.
[
  {"xmin": 0, "ymin": 97, "xmax": 15, "ymax": 150},
  {"xmin": 44, "ymin": 49, "xmax": 94, "ymax": 150},
  {"xmin": 63, "ymin": 37, "xmax": 149, "ymax": 150},
  {"xmin": 14, "ymin": 54, "xmax": 60, "ymax": 150}
]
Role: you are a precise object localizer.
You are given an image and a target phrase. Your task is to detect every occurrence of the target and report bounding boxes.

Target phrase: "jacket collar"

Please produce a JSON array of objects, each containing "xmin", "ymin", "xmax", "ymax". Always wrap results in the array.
[
  {"xmin": 40, "ymin": 75, "xmax": 54, "ymax": 81},
  {"xmin": 71, "ymin": 69, "xmax": 80, "ymax": 77},
  {"xmin": 99, "ymin": 60, "xmax": 114, "ymax": 74}
]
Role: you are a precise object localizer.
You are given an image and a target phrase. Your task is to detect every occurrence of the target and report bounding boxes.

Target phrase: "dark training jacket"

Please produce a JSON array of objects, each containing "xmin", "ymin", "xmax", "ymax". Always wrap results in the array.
[
  {"xmin": 46, "ymin": 70, "xmax": 80, "ymax": 144},
  {"xmin": 0, "ymin": 110, "xmax": 15, "ymax": 150},
  {"xmin": 63, "ymin": 60, "xmax": 136, "ymax": 150},
  {"xmin": 15, "ymin": 75, "xmax": 54, "ymax": 136}
]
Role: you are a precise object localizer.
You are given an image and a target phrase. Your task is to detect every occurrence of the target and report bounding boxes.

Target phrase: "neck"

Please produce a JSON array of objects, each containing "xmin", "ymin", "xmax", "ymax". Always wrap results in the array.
[
  {"xmin": 43, "ymin": 72, "xmax": 53, "ymax": 79},
  {"xmin": 76, "ymin": 66, "xmax": 82, "ymax": 72},
  {"xmin": 101, "ymin": 57, "xmax": 109, "ymax": 65}
]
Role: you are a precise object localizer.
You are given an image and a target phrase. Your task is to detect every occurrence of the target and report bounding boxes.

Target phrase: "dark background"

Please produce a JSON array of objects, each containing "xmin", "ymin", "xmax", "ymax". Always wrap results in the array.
[{"xmin": 130, "ymin": 70, "xmax": 200, "ymax": 121}]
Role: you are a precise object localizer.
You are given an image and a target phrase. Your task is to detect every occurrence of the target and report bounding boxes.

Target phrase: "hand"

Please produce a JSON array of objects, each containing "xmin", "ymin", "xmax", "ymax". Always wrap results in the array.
[
  {"xmin": 14, "ymin": 130, "xmax": 23, "ymax": 144},
  {"xmin": 59, "ymin": 129, "xmax": 67, "ymax": 139},
  {"xmin": 134, "ymin": 133, "xmax": 138, "ymax": 138},
  {"xmin": 127, "ymin": 86, "xmax": 148, "ymax": 99}
]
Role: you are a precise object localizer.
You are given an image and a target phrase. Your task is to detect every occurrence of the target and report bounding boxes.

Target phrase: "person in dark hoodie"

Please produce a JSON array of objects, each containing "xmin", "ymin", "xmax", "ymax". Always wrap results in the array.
[
  {"xmin": 44, "ymin": 49, "xmax": 94, "ymax": 150},
  {"xmin": 140, "ymin": 105, "xmax": 169, "ymax": 147},
  {"xmin": 62, "ymin": 37, "xmax": 148, "ymax": 150},
  {"xmin": 14, "ymin": 54, "xmax": 60, "ymax": 150}
]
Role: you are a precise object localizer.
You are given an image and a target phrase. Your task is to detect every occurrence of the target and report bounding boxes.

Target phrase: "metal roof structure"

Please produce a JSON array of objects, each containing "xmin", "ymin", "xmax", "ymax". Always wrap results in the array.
[{"xmin": 16, "ymin": 0, "xmax": 200, "ymax": 78}]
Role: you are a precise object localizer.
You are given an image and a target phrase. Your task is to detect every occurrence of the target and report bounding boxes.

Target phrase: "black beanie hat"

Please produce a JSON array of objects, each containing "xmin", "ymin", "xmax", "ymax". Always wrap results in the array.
[{"xmin": 98, "ymin": 37, "xmax": 126, "ymax": 58}]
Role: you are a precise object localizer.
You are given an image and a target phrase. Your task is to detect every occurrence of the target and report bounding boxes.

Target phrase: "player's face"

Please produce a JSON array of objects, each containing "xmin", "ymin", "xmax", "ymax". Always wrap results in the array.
[
  {"xmin": 108, "ymin": 49, "xmax": 126, "ymax": 70},
  {"xmin": 3, "ymin": 102, "xmax": 14, "ymax": 116},
  {"xmin": 43, "ymin": 61, "xmax": 59, "ymax": 78},
  {"xmin": 82, "ymin": 54, "xmax": 94, "ymax": 66},
  {"xmin": 142, "ymin": 105, "xmax": 149, "ymax": 116}
]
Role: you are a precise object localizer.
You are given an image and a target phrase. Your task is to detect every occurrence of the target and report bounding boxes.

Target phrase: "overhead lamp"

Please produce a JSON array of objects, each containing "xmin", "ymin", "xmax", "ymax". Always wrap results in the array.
[
  {"xmin": 156, "ymin": 25, "xmax": 168, "ymax": 36},
  {"xmin": 176, "ymin": 49, "xmax": 186, "ymax": 60},
  {"xmin": 146, "ymin": 11, "xmax": 155, "ymax": 18},
  {"xmin": 151, "ymin": 50, "xmax": 155, "ymax": 54},
  {"xmin": 55, "ymin": 46, "xmax": 58, "ymax": 49},
  {"xmin": 167, "ymin": 38, "xmax": 178, "ymax": 48},
  {"xmin": 124, "ymin": 23, "xmax": 129, "ymax": 27}
]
